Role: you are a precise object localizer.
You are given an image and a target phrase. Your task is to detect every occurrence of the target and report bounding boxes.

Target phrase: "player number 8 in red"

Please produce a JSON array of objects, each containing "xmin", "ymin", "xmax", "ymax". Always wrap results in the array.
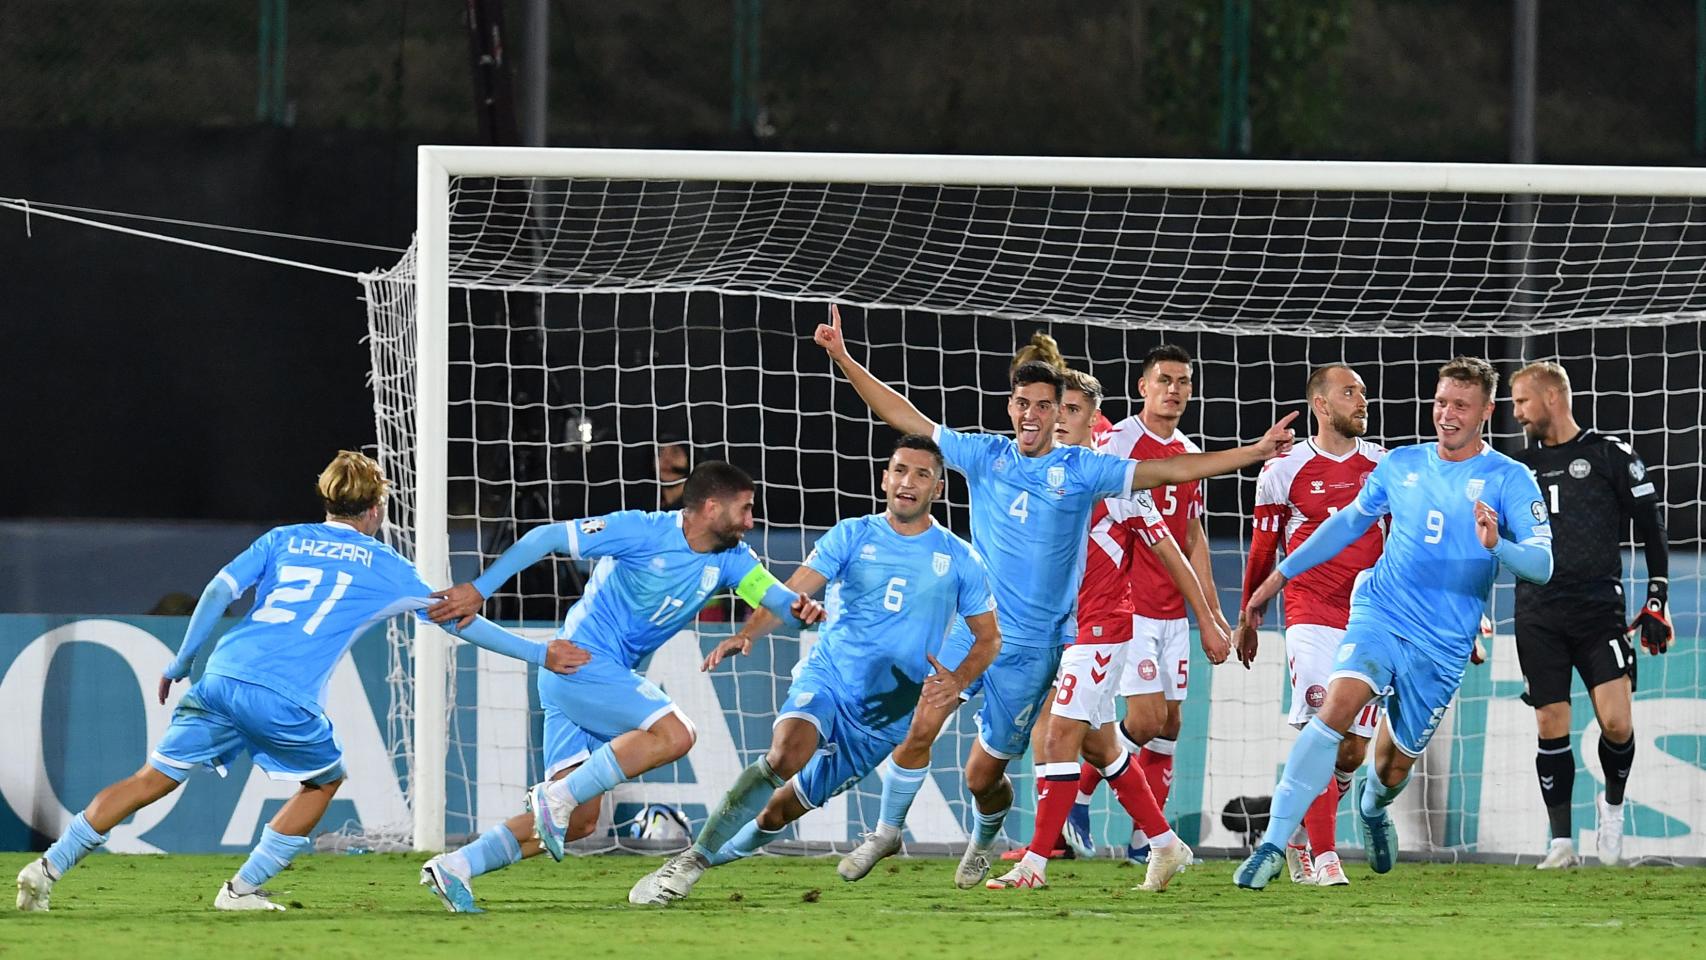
[{"xmin": 1055, "ymin": 673, "xmax": 1078, "ymax": 705}]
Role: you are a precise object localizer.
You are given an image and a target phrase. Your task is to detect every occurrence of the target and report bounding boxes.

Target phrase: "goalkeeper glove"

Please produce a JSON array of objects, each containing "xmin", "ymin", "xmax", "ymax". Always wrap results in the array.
[{"xmin": 1628, "ymin": 579, "xmax": 1673, "ymax": 655}]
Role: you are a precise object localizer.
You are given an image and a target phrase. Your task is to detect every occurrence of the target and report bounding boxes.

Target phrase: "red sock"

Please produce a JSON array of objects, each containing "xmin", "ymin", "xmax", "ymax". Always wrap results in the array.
[
  {"xmin": 1137, "ymin": 745, "xmax": 1174, "ymax": 812},
  {"xmin": 1076, "ymin": 761, "xmax": 1102, "ymax": 801},
  {"xmin": 1104, "ymin": 753, "xmax": 1170, "ymax": 839},
  {"xmin": 1303, "ymin": 777, "xmax": 1341, "ymax": 855},
  {"xmin": 1027, "ymin": 763, "xmax": 1081, "ymax": 859}
]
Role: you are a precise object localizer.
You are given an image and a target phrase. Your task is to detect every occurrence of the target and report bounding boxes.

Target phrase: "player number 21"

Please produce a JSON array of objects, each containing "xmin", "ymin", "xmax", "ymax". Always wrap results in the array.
[{"xmin": 253, "ymin": 565, "xmax": 354, "ymax": 635}]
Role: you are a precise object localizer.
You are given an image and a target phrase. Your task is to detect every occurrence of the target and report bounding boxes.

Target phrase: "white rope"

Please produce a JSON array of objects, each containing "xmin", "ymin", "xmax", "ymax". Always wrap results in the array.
[
  {"xmin": 0, "ymin": 197, "xmax": 370, "ymax": 280},
  {"xmin": 3, "ymin": 197, "xmax": 407, "ymax": 253}
]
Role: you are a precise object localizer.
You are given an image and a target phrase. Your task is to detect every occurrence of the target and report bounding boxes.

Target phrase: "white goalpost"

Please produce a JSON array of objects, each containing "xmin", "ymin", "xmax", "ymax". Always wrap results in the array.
[{"xmin": 364, "ymin": 147, "xmax": 1704, "ymax": 860}]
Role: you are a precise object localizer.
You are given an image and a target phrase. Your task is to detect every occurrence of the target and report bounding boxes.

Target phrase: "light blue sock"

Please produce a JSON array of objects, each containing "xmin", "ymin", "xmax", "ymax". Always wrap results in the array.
[
  {"xmin": 554, "ymin": 744, "xmax": 628, "ymax": 806},
  {"xmin": 233, "ymin": 827, "xmax": 312, "ymax": 894},
  {"xmin": 1361, "ymin": 772, "xmax": 1411, "ymax": 819},
  {"xmin": 692, "ymin": 757, "xmax": 785, "ymax": 860},
  {"xmin": 43, "ymin": 812, "xmax": 108, "ymax": 878},
  {"xmin": 972, "ymin": 806, "xmax": 1007, "ymax": 848},
  {"xmin": 1259, "ymin": 717, "xmax": 1345, "ymax": 849},
  {"xmin": 453, "ymin": 823, "xmax": 523, "ymax": 878},
  {"xmin": 710, "ymin": 821, "xmax": 782, "ymax": 866},
  {"xmin": 878, "ymin": 760, "xmax": 930, "ymax": 830}
]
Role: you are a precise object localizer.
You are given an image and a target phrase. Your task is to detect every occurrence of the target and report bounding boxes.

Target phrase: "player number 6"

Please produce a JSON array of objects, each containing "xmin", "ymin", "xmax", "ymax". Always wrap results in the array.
[{"xmin": 884, "ymin": 577, "xmax": 907, "ymax": 612}]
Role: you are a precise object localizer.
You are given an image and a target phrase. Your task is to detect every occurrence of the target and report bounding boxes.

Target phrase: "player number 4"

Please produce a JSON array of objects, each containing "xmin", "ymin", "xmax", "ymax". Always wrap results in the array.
[{"xmin": 1008, "ymin": 491, "xmax": 1029, "ymax": 523}]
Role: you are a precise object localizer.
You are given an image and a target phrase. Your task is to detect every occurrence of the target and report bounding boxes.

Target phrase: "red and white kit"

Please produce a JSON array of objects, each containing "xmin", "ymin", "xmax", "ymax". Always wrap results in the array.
[
  {"xmin": 1099, "ymin": 417, "xmax": 1202, "ymax": 701},
  {"xmin": 1054, "ymin": 490, "xmax": 1169, "ymax": 726},
  {"xmin": 1243, "ymin": 439, "xmax": 1387, "ymax": 736}
]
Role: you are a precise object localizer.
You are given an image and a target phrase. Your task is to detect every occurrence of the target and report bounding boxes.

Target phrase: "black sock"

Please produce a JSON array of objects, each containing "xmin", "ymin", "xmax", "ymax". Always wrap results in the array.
[
  {"xmin": 1536, "ymin": 736, "xmax": 1575, "ymax": 840},
  {"xmin": 1598, "ymin": 734, "xmax": 1636, "ymax": 806}
]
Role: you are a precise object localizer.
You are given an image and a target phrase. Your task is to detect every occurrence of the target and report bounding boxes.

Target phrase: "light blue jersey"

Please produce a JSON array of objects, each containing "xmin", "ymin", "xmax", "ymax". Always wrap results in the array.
[
  {"xmin": 932, "ymin": 425, "xmax": 1136, "ymax": 647},
  {"xmin": 204, "ymin": 521, "xmax": 443, "ymax": 709},
  {"xmin": 798, "ymin": 514, "xmax": 994, "ymax": 740},
  {"xmin": 1347, "ymin": 443, "xmax": 1551, "ymax": 663},
  {"xmin": 481, "ymin": 511, "xmax": 765, "ymax": 667}
]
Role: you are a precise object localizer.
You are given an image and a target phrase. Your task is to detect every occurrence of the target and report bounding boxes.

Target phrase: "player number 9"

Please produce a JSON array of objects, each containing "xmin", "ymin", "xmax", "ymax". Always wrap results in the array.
[{"xmin": 1424, "ymin": 509, "xmax": 1445, "ymax": 544}]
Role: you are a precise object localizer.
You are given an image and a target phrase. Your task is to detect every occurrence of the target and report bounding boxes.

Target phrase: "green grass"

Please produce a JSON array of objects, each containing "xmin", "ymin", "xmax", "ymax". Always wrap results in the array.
[{"xmin": 3, "ymin": 852, "xmax": 1700, "ymax": 960}]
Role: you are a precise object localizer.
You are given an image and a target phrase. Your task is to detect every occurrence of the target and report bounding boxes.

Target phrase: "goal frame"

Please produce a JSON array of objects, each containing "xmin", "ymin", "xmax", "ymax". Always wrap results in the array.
[{"xmin": 409, "ymin": 145, "xmax": 1706, "ymax": 851}]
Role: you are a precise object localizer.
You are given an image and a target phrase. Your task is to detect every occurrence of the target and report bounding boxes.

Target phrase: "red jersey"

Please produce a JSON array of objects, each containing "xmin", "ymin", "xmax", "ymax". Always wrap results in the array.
[
  {"xmin": 1099, "ymin": 416, "xmax": 1203, "ymax": 620},
  {"xmin": 1239, "ymin": 439, "xmax": 1386, "ymax": 630},
  {"xmin": 1091, "ymin": 411, "xmax": 1114, "ymax": 446},
  {"xmin": 1075, "ymin": 490, "xmax": 1169, "ymax": 645}
]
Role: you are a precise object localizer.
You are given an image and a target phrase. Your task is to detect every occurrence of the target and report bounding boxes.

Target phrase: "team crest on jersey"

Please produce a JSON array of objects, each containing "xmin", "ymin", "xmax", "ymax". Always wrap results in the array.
[
  {"xmin": 1629, "ymin": 459, "xmax": 1646, "ymax": 481},
  {"xmin": 1137, "ymin": 658, "xmax": 1158, "ymax": 682},
  {"xmin": 579, "ymin": 518, "xmax": 606, "ymax": 535},
  {"xmin": 1047, "ymin": 466, "xmax": 1066, "ymax": 488},
  {"xmin": 1305, "ymin": 684, "xmax": 1326, "ymax": 709},
  {"xmin": 1569, "ymin": 458, "xmax": 1591, "ymax": 479},
  {"xmin": 1463, "ymin": 478, "xmax": 1485, "ymax": 501},
  {"xmin": 932, "ymin": 552, "xmax": 950, "ymax": 576},
  {"xmin": 700, "ymin": 566, "xmax": 719, "ymax": 592},
  {"xmin": 1359, "ymin": 471, "xmax": 1373, "ymax": 486}
]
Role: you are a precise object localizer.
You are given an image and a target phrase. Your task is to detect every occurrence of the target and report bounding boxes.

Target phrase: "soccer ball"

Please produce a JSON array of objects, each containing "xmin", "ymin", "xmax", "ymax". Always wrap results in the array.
[{"xmin": 629, "ymin": 803, "xmax": 692, "ymax": 842}]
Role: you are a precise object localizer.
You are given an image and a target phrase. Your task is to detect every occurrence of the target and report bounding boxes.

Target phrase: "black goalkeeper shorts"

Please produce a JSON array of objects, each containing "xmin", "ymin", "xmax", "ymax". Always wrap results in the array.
[{"xmin": 1515, "ymin": 598, "xmax": 1635, "ymax": 708}]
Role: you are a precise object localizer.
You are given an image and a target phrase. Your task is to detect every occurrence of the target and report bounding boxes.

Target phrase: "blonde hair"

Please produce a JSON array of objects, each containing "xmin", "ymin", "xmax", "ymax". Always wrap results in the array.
[
  {"xmin": 1010, "ymin": 331, "xmax": 1066, "ymax": 374},
  {"xmin": 1061, "ymin": 368, "xmax": 1103, "ymax": 408},
  {"xmin": 317, "ymin": 450, "xmax": 390, "ymax": 518},
  {"xmin": 1511, "ymin": 360, "xmax": 1572, "ymax": 399}
]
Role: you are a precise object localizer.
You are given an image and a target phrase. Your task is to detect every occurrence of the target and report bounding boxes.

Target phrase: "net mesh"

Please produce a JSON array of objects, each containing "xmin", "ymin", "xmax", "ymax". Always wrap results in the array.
[{"xmin": 361, "ymin": 171, "xmax": 1704, "ymax": 861}]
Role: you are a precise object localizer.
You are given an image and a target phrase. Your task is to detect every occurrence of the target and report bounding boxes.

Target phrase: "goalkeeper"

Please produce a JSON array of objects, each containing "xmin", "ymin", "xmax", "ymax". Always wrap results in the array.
[{"xmin": 1508, "ymin": 362, "xmax": 1672, "ymax": 869}]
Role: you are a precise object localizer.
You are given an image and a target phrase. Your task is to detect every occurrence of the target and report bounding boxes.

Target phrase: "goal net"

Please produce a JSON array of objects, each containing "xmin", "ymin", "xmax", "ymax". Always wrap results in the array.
[{"xmin": 361, "ymin": 150, "xmax": 1704, "ymax": 862}]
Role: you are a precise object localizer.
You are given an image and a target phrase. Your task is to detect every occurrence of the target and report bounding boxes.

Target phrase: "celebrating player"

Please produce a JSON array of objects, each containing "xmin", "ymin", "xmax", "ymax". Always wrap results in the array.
[
  {"xmin": 1235, "ymin": 365, "xmax": 1386, "ymax": 887},
  {"xmin": 817, "ymin": 305, "xmax": 1294, "ymax": 888},
  {"xmin": 1097, "ymin": 344, "xmax": 1233, "ymax": 862},
  {"xmin": 626, "ymin": 435, "xmax": 1000, "ymax": 904},
  {"xmin": 1234, "ymin": 357, "xmax": 1553, "ymax": 889},
  {"xmin": 1508, "ymin": 361, "xmax": 1671, "ymax": 868},
  {"xmin": 985, "ymin": 369, "xmax": 1229, "ymax": 892},
  {"xmin": 418, "ymin": 461, "xmax": 825, "ymax": 913},
  {"xmin": 16, "ymin": 451, "xmax": 589, "ymax": 914}
]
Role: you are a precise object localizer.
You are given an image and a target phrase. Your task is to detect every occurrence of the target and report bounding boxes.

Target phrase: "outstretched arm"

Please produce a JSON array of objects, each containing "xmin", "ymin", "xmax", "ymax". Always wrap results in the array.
[
  {"xmin": 704, "ymin": 566, "xmax": 830, "ymax": 671},
  {"xmin": 158, "ymin": 575, "xmax": 239, "ymax": 703},
  {"xmin": 1244, "ymin": 505, "xmax": 1381, "ymax": 632},
  {"xmin": 1128, "ymin": 412, "xmax": 1299, "ymax": 490},
  {"xmin": 428, "ymin": 523, "xmax": 572, "ymax": 627},
  {"xmin": 441, "ymin": 615, "xmax": 591, "ymax": 675},
  {"xmin": 815, "ymin": 304, "xmax": 936, "ymax": 437}
]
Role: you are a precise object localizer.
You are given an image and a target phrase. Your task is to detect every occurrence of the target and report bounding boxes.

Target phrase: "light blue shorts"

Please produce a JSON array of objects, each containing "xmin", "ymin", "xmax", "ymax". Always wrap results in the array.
[
  {"xmin": 150, "ymin": 674, "xmax": 344, "ymax": 785},
  {"xmin": 779, "ymin": 667, "xmax": 903, "ymax": 809},
  {"xmin": 1330, "ymin": 620, "xmax": 1467, "ymax": 757},
  {"xmin": 937, "ymin": 618, "xmax": 1062, "ymax": 761},
  {"xmin": 537, "ymin": 654, "xmax": 679, "ymax": 778}
]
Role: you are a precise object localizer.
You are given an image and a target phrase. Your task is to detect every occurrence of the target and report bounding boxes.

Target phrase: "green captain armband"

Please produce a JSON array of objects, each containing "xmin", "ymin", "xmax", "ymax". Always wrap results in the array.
[{"xmin": 733, "ymin": 566, "xmax": 798, "ymax": 620}]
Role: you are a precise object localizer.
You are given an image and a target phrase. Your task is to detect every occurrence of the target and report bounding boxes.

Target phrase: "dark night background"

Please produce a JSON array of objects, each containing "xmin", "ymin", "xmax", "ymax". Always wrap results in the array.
[{"xmin": 3, "ymin": 0, "xmax": 1703, "ymax": 526}]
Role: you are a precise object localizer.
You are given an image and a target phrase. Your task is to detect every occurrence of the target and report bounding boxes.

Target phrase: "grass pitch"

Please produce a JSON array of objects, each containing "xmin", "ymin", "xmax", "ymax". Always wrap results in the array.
[{"xmin": 3, "ymin": 852, "xmax": 1699, "ymax": 960}]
